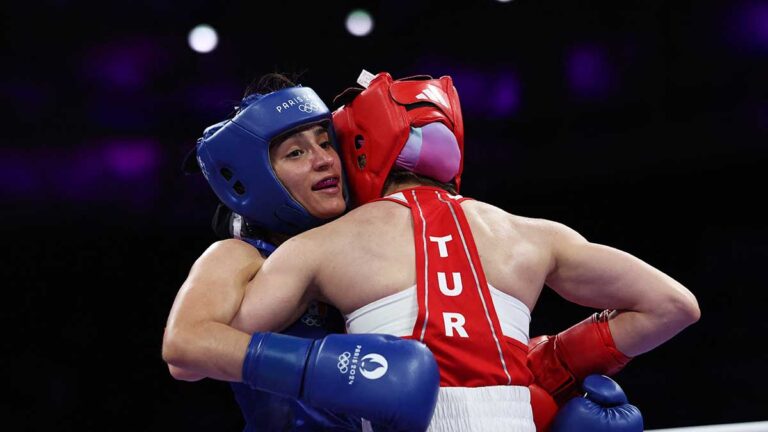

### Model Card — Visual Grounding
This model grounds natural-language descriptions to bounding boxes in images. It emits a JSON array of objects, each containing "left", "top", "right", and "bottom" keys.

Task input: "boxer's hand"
[
  {"left": 528, "top": 310, "right": 632, "bottom": 405},
  {"left": 243, "top": 332, "right": 440, "bottom": 432},
  {"left": 550, "top": 374, "right": 643, "bottom": 432}
]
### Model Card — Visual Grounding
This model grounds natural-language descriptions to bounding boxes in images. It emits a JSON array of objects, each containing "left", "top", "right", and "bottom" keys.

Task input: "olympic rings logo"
[
  {"left": 298, "top": 102, "right": 320, "bottom": 113},
  {"left": 301, "top": 315, "right": 324, "bottom": 327},
  {"left": 337, "top": 351, "right": 351, "bottom": 373}
]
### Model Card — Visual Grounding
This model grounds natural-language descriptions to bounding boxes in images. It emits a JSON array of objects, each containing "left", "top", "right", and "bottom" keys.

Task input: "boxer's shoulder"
[
  {"left": 348, "top": 198, "right": 411, "bottom": 222},
  {"left": 306, "top": 199, "right": 413, "bottom": 245},
  {"left": 470, "top": 203, "right": 580, "bottom": 246},
  {"left": 206, "top": 238, "right": 264, "bottom": 254},
  {"left": 461, "top": 200, "right": 546, "bottom": 242},
  {"left": 194, "top": 239, "right": 265, "bottom": 271}
]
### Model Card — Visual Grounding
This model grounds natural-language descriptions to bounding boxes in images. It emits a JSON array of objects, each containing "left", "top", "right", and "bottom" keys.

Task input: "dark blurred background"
[{"left": 2, "top": 0, "right": 766, "bottom": 430}]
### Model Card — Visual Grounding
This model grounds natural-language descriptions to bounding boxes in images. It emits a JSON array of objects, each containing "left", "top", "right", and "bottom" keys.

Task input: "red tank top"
[{"left": 373, "top": 186, "right": 532, "bottom": 387}]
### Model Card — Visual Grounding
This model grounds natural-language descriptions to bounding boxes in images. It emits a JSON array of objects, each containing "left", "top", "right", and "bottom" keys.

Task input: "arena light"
[
  {"left": 103, "top": 139, "right": 161, "bottom": 179},
  {"left": 188, "top": 24, "right": 218, "bottom": 54},
  {"left": 729, "top": 2, "right": 768, "bottom": 53},
  {"left": 346, "top": 9, "right": 374, "bottom": 37},
  {"left": 566, "top": 43, "right": 613, "bottom": 99},
  {"left": 0, "top": 139, "right": 161, "bottom": 204}
]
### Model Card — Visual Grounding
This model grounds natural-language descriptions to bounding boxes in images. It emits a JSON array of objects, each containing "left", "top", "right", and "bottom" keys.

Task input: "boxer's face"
[{"left": 270, "top": 124, "right": 346, "bottom": 219}]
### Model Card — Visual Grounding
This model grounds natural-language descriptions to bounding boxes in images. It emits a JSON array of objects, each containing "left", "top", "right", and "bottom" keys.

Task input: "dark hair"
[
  {"left": 243, "top": 72, "right": 300, "bottom": 97},
  {"left": 383, "top": 168, "right": 458, "bottom": 195}
]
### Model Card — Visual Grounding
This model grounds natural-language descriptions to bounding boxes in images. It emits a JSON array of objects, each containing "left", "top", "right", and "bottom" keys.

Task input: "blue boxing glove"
[
  {"left": 230, "top": 304, "right": 360, "bottom": 431},
  {"left": 243, "top": 332, "right": 440, "bottom": 432},
  {"left": 550, "top": 374, "right": 643, "bottom": 432}
]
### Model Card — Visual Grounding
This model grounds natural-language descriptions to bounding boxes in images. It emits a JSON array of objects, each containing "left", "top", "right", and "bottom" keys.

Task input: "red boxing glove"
[
  {"left": 528, "top": 310, "right": 632, "bottom": 406},
  {"left": 529, "top": 383, "right": 559, "bottom": 432}
]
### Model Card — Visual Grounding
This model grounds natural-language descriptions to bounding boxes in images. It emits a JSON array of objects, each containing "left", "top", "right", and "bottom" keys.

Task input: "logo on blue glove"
[
  {"left": 337, "top": 345, "right": 390, "bottom": 385},
  {"left": 359, "top": 354, "right": 388, "bottom": 380},
  {"left": 337, "top": 352, "right": 351, "bottom": 373}
]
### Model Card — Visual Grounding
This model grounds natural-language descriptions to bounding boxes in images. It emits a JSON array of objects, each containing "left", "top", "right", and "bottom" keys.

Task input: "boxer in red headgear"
[
  {"left": 228, "top": 70, "right": 697, "bottom": 431},
  {"left": 332, "top": 71, "right": 637, "bottom": 430},
  {"left": 332, "top": 71, "right": 464, "bottom": 207}
]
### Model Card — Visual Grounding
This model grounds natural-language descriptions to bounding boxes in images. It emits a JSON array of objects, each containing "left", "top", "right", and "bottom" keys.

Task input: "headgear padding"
[
  {"left": 332, "top": 72, "right": 464, "bottom": 206},
  {"left": 195, "top": 86, "right": 341, "bottom": 235},
  {"left": 396, "top": 123, "right": 461, "bottom": 183}
]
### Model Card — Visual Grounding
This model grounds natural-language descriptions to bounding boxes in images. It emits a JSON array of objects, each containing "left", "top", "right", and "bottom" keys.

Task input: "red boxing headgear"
[{"left": 332, "top": 72, "right": 464, "bottom": 206}]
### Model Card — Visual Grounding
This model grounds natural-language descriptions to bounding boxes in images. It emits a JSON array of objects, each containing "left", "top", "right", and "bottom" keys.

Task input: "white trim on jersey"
[
  {"left": 385, "top": 191, "right": 408, "bottom": 203},
  {"left": 411, "top": 189, "right": 432, "bottom": 341},
  {"left": 345, "top": 285, "right": 530, "bottom": 345}
]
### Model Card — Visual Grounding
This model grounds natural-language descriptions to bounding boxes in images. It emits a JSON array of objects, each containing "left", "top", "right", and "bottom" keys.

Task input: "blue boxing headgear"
[{"left": 194, "top": 86, "right": 343, "bottom": 235}]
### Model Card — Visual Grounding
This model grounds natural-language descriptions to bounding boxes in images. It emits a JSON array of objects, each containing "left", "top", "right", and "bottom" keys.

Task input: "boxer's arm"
[
  {"left": 232, "top": 234, "right": 318, "bottom": 336},
  {"left": 162, "top": 239, "right": 263, "bottom": 382},
  {"left": 232, "top": 237, "right": 440, "bottom": 430},
  {"left": 543, "top": 221, "right": 700, "bottom": 356}
]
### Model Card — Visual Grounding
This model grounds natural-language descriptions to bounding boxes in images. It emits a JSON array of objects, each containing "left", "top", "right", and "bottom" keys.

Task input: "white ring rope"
[{"left": 647, "top": 421, "right": 768, "bottom": 432}]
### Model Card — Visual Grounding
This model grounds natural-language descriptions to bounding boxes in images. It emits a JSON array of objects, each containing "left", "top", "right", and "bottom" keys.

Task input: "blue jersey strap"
[{"left": 240, "top": 237, "right": 277, "bottom": 256}]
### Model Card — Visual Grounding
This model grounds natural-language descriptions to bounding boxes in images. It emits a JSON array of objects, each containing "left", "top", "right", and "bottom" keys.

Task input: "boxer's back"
[{"left": 309, "top": 190, "right": 552, "bottom": 315}]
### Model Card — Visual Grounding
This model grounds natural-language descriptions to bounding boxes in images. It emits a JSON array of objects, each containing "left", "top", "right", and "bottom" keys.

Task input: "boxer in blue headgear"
[
  {"left": 164, "top": 73, "right": 363, "bottom": 431},
  {"left": 195, "top": 83, "right": 344, "bottom": 238}
]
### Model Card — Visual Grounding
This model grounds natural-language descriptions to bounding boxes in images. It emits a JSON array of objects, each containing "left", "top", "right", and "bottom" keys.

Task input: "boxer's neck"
[{"left": 382, "top": 180, "right": 437, "bottom": 196}]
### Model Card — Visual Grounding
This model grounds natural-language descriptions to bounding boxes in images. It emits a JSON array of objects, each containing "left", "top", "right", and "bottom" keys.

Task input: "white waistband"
[
  {"left": 430, "top": 385, "right": 534, "bottom": 432},
  {"left": 345, "top": 284, "right": 531, "bottom": 345},
  {"left": 362, "top": 386, "right": 534, "bottom": 432}
]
